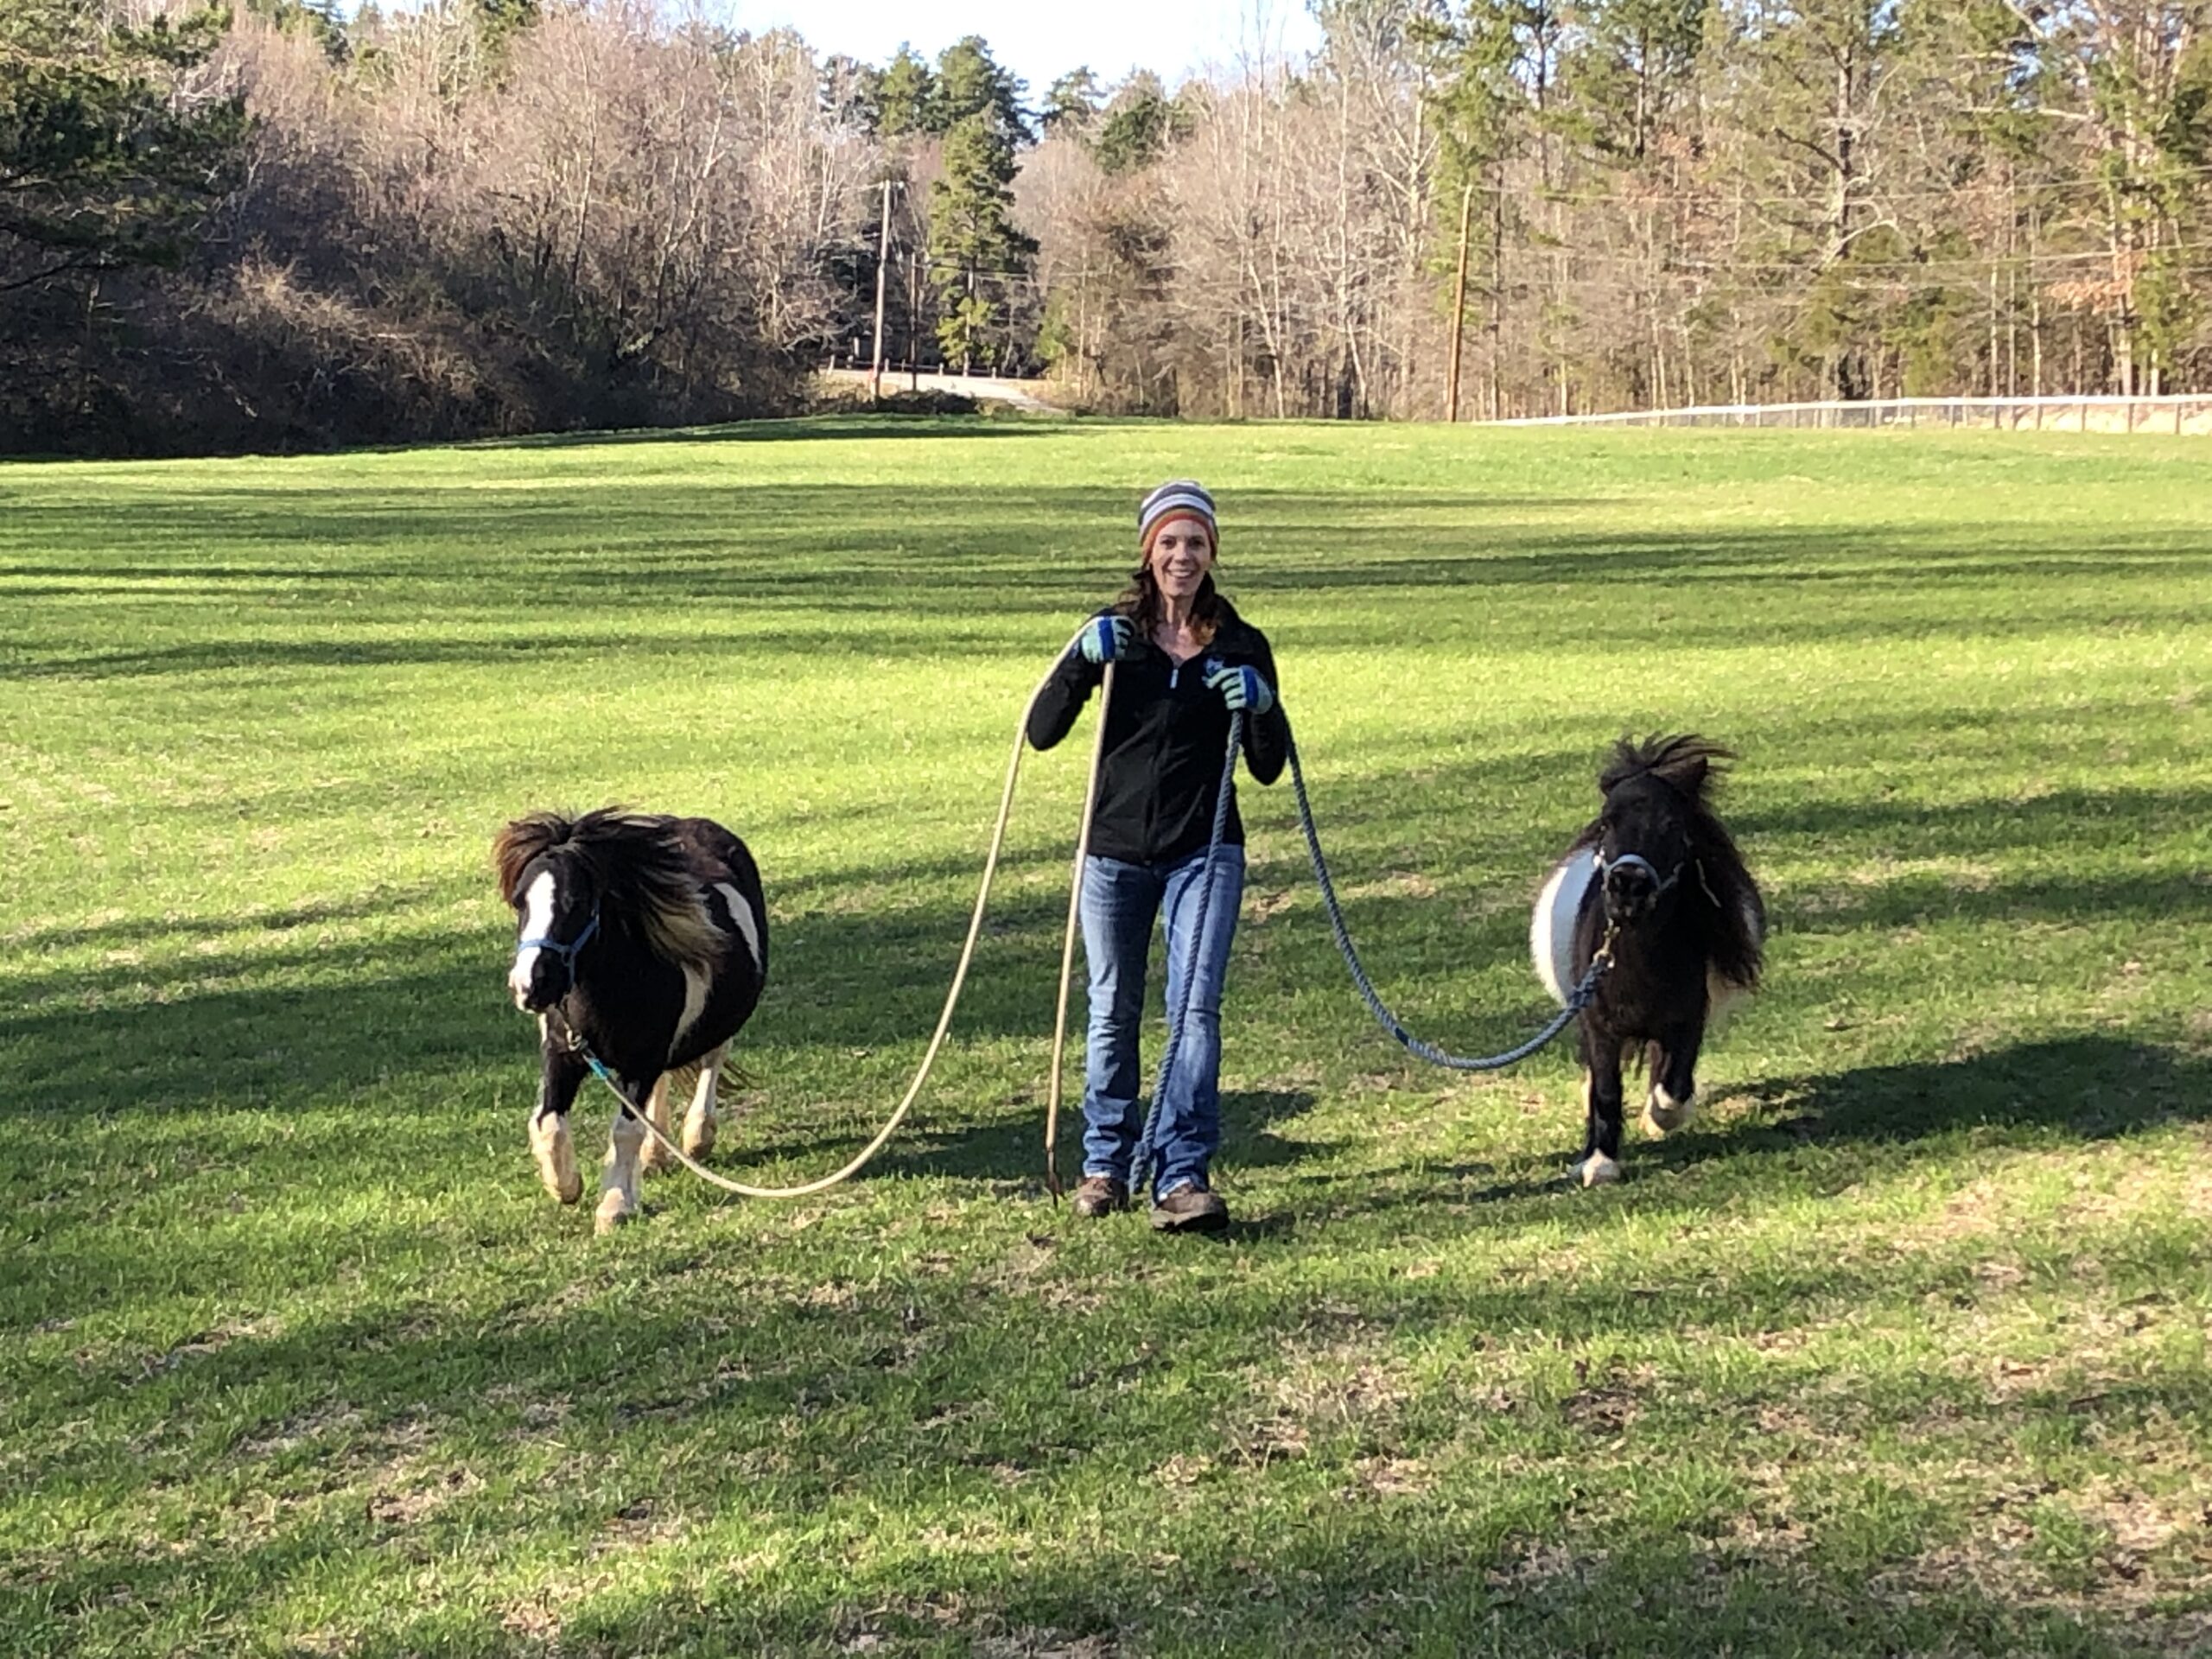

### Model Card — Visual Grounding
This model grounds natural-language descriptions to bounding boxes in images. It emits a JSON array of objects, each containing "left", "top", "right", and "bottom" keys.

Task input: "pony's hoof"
[
  {"left": 594, "top": 1192, "right": 636, "bottom": 1234},
  {"left": 531, "top": 1117, "right": 582, "bottom": 1205},
  {"left": 639, "top": 1139, "right": 678, "bottom": 1175},
  {"left": 1643, "top": 1085, "right": 1696, "bottom": 1136},
  {"left": 682, "top": 1116, "right": 716, "bottom": 1161},
  {"left": 1577, "top": 1153, "right": 1623, "bottom": 1187}
]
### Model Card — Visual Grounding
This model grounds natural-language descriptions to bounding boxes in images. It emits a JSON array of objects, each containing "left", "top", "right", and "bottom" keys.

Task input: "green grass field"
[{"left": 3, "top": 418, "right": 2209, "bottom": 1656}]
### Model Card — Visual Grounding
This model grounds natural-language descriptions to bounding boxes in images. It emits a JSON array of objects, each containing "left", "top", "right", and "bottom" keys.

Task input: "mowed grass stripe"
[{"left": 2, "top": 421, "right": 2208, "bottom": 1656}]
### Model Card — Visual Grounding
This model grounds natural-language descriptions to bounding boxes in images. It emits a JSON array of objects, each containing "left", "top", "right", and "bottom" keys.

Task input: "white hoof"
[
  {"left": 594, "top": 1189, "right": 636, "bottom": 1234},
  {"left": 530, "top": 1114, "right": 582, "bottom": 1205},
  {"left": 1577, "top": 1153, "right": 1623, "bottom": 1187},
  {"left": 1643, "top": 1084, "right": 1696, "bottom": 1136},
  {"left": 681, "top": 1111, "right": 716, "bottom": 1161},
  {"left": 639, "top": 1134, "right": 679, "bottom": 1174}
]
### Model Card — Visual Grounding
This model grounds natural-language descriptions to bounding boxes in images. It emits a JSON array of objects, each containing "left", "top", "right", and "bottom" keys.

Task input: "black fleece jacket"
[{"left": 1026, "top": 600, "right": 1291, "bottom": 866}]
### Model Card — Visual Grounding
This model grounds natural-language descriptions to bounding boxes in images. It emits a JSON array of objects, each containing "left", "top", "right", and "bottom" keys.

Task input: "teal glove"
[
  {"left": 1205, "top": 664, "right": 1275, "bottom": 716},
  {"left": 1077, "top": 615, "right": 1135, "bottom": 664}
]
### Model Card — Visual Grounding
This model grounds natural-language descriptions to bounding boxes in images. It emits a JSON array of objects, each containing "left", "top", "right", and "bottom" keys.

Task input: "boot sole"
[{"left": 1150, "top": 1205, "right": 1230, "bottom": 1235}]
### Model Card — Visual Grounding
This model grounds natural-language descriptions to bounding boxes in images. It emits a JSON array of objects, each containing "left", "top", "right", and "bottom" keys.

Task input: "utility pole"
[
  {"left": 1446, "top": 180, "right": 1473, "bottom": 423},
  {"left": 906, "top": 248, "right": 920, "bottom": 391},
  {"left": 869, "top": 179, "right": 895, "bottom": 402}
]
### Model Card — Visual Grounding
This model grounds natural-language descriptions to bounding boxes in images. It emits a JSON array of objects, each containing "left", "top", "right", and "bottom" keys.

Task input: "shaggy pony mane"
[{"left": 493, "top": 808, "right": 724, "bottom": 969}]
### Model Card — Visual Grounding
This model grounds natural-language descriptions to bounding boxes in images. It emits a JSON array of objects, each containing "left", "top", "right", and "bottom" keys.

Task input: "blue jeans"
[{"left": 1078, "top": 844, "right": 1246, "bottom": 1198}]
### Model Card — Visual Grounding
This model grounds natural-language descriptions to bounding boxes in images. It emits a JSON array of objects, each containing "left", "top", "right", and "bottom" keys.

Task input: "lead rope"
[
  {"left": 1042, "top": 659, "right": 1117, "bottom": 1198},
  {"left": 1283, "top": 718, "right": 1617, "bottom": 1069},
  {"left": 575, "top": 639, "right": 1088, "bottom": 1202}
]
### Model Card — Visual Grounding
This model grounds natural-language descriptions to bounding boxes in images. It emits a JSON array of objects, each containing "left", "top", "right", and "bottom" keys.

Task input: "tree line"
[{"left": 4, "top": 0, "right": 2208, "bottom": 454}]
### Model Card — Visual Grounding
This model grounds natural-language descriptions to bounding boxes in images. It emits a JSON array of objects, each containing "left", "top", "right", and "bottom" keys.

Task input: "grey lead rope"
[
  {"left": 1283, "top": 719, "right": 1614, "bottom": 1071},
  {"left": 1128, "top": 709, "right": 1245, "bottom": 1198}
]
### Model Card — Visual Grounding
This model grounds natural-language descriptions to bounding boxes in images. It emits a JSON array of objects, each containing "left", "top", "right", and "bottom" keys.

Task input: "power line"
[
  {"left": 1460, "top": 158, "right": 2212, "bottom": 213},
  {"left": 1478, "top": 241, "right": 2212, "bottom": 279}
]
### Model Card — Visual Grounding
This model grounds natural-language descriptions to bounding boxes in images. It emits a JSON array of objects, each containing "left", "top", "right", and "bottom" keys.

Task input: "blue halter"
[{"left": 515, "top": 908, "right": 601, "bottom": 976}]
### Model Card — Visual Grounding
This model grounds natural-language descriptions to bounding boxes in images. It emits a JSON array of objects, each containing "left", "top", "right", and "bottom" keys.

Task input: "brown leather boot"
[
  {"left": 1149, "top": 1182, "right": 1229, "bottom": 1234},
  {"left": 1072, "top": 1175, "right": 1129, "bottom": 1218}
]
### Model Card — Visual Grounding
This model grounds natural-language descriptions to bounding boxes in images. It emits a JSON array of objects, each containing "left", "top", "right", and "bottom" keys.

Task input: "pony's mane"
[
  {"left": 1573, "top": 733, "right": 1764, "bottom": 991},
  {"left": 1598, "top": 732, "right": 1733, "bottom": 805},
  {"left": 492, "top": 808, "right": 724, "bottom": 969}
]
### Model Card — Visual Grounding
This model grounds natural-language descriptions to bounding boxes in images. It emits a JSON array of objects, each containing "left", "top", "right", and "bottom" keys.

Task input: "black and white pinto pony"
[
  {"left": 1529, "top": 736, "right": 1765, "bottom": 1186},
  {"left": 495, "top": 809, "right": 767, "bottom": 1231}
]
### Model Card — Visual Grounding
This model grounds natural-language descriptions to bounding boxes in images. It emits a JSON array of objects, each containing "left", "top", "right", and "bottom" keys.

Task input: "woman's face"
[{"left": 1147, "top": 517, "right": 1215, "bottom": 602}]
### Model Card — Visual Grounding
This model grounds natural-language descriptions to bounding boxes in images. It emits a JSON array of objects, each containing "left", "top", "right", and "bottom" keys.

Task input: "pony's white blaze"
[
  {"left": 714, "top": 881, "right": 765, "bottom": 972},
  {"left": 1531, "top": 846, "right": 1599, "bottom": 1006},
  {"left": 509, "top": 869, "right": 557, "bottom": 1005}
]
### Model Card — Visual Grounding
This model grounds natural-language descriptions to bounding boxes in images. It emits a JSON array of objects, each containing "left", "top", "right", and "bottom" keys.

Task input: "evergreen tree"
[
  {"left": 1559, "top": 0, "right": 1707, "bottom": 161},
  {"left": 1042, "top": 67, "right": 1103, "bottom": 133},
  {"left": 877, "top": 45, "right": 935, "bottom": 137},
  {"left": 928, "top": 110, "right": 1038, "bottom": 371},
  {"left": 1094, "top": 73, "right": 1177, "bottom": 175},
  {"left": 0, "top": 0, "right": 247, "bottom": 280},
  {"left": 931, "top": 35, "right": 1031, "bottom": 141}
]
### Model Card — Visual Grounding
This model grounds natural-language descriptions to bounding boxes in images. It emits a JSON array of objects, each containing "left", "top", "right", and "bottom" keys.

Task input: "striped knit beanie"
[{"left": 1138, "top": 479, "right": 1217, "bottom": 551}]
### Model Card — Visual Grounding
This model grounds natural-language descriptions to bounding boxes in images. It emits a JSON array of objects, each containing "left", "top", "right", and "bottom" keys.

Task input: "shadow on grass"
[
  {"left": 471, "top": 413, "right": 1070, "bottom": 448},
  {"left": 772, "top": 1088, "right": 1323, "bottom": 1190},
  {"left": 512, "top": 1522, "right": 2188, "bottom": 1657},
  {"left": 1453, "top": 1037, "right": 2210, "bottom": 1207}
]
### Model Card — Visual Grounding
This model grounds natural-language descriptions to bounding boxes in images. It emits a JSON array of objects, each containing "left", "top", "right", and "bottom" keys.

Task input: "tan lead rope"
[
  {"left": 600, "top": 640, "right": 1106, "bottom": 1202},
  {"left": 1042, "top": 659, "right": 1116, "bottom": 1198}
]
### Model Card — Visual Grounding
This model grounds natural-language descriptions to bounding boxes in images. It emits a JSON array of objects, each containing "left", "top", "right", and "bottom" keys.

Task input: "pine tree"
[
  {"left": 0, "top": 0, "right": 247, "bottom": 281},
  {"left": 930, "top": 35, "right": 1030, "bottom": 140},
  {"left": 928, "top": 111, "right": 1038, "bottom": 371},
  {"left": 1042, "top": 67, "right": 1103, "bottom": 134},
  {"left": 1094, "top": 73, "right": 1177, "bottom": 175},
  {"left": 876, "top": 45, "right": 935, "bottom": 137}
]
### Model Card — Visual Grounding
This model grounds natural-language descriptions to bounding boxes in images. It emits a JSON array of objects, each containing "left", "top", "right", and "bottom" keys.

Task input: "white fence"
[{"left": 1484, "top": 395, "right": 2212, "bottom": 435}]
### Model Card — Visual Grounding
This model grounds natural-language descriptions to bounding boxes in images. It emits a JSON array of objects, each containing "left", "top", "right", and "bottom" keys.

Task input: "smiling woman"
[{"left": 1023, "top": 479, "right": 1291, "bottom": 1233}]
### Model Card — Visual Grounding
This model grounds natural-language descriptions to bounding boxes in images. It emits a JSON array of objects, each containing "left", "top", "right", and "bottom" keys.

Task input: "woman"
[{"left": 1027, "top": 480, "right": 1288, "bottom": 1233}]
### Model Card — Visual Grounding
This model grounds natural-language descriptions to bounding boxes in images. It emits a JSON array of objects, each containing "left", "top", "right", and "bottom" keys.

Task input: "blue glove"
[
  {"left": 1205, "top": 664, "right": 1275, "bottom": 716},
  {"left": 1077, "top": 615, "right": 1135, "bottom": 664}
]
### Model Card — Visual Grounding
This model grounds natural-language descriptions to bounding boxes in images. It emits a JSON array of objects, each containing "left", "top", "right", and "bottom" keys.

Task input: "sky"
[{"left": 735, "top": 0, "right": 1322, "bottom": 96}]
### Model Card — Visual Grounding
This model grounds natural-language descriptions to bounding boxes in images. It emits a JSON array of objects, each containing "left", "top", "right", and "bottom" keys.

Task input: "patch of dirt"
[
  {"left": 499, "top": 1600, "right": 562, "bottom": 1642},
  {"left": 238, "top": 1402, "right": 365, "bottom": 1460},
  {"left": 1559, "top": 1385, "right": 1641, "bottom": 1434},
  {"left": 1344, "top": 1455, "right": 1433, "bottom": 1498},
  {"left": 135, "top": 1316, "right": 279, "bottom": 1380},
  {"left": 1486, "top": 1540, "right": 1610, "bottom": 1592},
  {"left": 1227, "top": 1410, "right": 1311, "bottom": 1468},
  {"left": 975, "top": 1633, "right": 1116, "bottom": 1658},
  {"left": 1876, "top": 1487, "right": 2212, "bottom": 1649},
  {"left": 1155, "top": 1452, "right": 1215, "bottom": 1487},
  {"left": 365, "top": 1464, "right": 482, "bottom": 1529}
]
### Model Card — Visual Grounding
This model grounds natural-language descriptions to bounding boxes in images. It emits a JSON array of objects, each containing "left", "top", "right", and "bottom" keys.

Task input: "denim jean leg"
[
  {"left": 1077, "top": 855, "right": 1163, "bottom": 1182},
  {"left": 1150, "top": 843, "right": 1245, "bottom": 1196}
]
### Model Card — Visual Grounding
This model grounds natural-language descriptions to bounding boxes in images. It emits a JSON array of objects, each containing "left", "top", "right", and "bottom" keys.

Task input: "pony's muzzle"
[
  {"left": 1603, "top": 861, "right": 1656, "bottom": 921},
  {"left": 511, "top": 949, "right": 569, "bottom": 1013}
]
